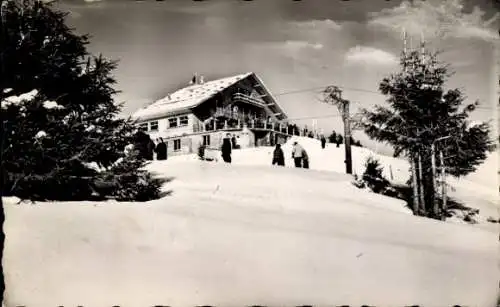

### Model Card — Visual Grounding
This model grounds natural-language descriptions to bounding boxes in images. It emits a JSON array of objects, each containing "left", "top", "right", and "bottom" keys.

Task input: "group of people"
[
  {"left": 153, "top": 138, "right": 168, "bottom": 160},
  {"left": 218, "top": 132, "right": 310, "bottom": 169},
  {"left": 272, "top": 141, "right": 309, "bottom": 169},
  {"left": 133, "top": 130, "right": 168, "bottom": 161}
]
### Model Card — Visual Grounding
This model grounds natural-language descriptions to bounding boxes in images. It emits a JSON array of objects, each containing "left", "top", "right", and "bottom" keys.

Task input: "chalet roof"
[{"left": 132, "top": 73, "right": 253, "bottom": 121}]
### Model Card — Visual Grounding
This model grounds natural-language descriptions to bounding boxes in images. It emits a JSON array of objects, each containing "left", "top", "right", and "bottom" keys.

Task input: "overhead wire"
[{"left": 140, "top": 80, "right": 496, "bottom": 113}]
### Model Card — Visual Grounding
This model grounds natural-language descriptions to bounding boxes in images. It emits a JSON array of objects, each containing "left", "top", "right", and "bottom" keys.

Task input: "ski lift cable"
[{"left": 140, "top": 83, "right": 495, "bottom": 110}]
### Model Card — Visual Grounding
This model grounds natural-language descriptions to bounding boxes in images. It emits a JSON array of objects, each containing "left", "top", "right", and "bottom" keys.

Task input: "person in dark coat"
[
  {"left": 146, "top": 139, "right": 155, "bottom": 160},
  {"left": 320, "top": 135, "right": 326, "bottom": 149},
  {"left": 272, "top": 143, "right": 285, "bottom": 166},
  {"left": 134, "top": 130, "right": 152, "bottom": 160},
  {"left": 231, "top": 134, "right": 237, "bottom": 149},
  {"left": 221, "top": 133, "right": 232, "bottom": 163},
  {"left": 155, "top": 138, "right": 167, "bottom": 160},
  {"left": 336, "top": 134, "right": 343, "bottom": 148},
  {"left": 302, "top": 148, "right": 309, "bottom": 169}
]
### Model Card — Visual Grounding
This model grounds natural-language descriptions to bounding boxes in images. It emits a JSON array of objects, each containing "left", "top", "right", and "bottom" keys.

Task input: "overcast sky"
[{"left": 57, "top": 0, "right": 499, "bottom": 154}]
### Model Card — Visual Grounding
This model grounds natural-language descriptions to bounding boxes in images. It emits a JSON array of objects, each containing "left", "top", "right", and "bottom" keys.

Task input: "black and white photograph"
[{"left": 1, "top": 0, "right": 499, "bottom": 306}]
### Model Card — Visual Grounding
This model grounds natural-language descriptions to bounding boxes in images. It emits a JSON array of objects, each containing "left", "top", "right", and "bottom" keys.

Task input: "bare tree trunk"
[
  {"left": 410, "top": 156, "right": 420, "bottom": 215},
  {"left": 417, "top": 153, "right": 425, "bottom": 215},
  {"left": 431, "top": 143, "right": 439, "bottom": 217},
  {"left": 440, "top": 151, "right": 447, "bottom": 220}
]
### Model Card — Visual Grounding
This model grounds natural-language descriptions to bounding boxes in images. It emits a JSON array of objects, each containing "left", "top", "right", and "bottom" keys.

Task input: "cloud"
[
  {"left": 273, "top": 19, "right": 342, "bottom": 53},
  {"left": 253, "top": 40, "right": 324, "bottom": 54},
  {"left": 368, "top": 0, "right": 498, "bottom": 42},
  {"left": 345, "top": 46, "right": 398, "bottom": 66},
  {"left": 284, "top": 40, "right": 324, "bottom": 50},
  {"left": 293, "top": 19, "right": 342, "bottom": 31}
]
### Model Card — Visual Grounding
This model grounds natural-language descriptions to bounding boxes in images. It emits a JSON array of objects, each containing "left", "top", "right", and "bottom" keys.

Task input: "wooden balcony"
[
  {"left": 232, "top": 93, "right": 266, "bottom": 108},
  {"left": 192, "top": 117, "right": 291, "bottom": 135}
]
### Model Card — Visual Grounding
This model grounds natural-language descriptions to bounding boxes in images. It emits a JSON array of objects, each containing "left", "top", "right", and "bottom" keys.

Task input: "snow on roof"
[{"left": 132, "top": 73, "right": 253, "bottom": 121}]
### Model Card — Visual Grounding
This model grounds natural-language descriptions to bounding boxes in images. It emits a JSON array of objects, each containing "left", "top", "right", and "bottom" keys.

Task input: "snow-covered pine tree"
[
  {"left": 360, "top": 48, "right": 495, "bottom": 219},
  {"left": 1, "top": 0, "right": 162, "bottom": 201}
]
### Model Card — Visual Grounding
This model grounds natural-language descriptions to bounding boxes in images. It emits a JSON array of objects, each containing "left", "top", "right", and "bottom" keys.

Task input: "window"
[
  {"left": 179, "top": 115, "right": 189, "bottom": 126},
  {"left": 173, "top": 139, "right": 181, "bottom": 151},
  {"left": 203, "top": 135, "right": 210, "bottom": 146},
  {"left": 138, "top": 122, "right": 148, "bottom": 131},
  {"left": 168, "top": 117, "right": 178, "bottom": 128},
  {"left": 149, "top": 121, "right": 158, "bottom": 131}
]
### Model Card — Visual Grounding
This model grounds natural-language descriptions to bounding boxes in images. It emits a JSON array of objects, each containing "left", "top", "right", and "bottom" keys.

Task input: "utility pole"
[
  {"left": 440, "top": 150, "right": 447, "bottom": 220},
  {"left": 342, "top": 98, "right": 353, "bottom": 174},
  {"left": 322, "top": 85, "right": 353, "bottom": 174}
]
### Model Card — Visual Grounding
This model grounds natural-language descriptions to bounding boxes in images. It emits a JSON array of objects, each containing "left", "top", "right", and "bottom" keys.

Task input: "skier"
[
  {"left": 320, "top": 135, "right": 326, "bottom": 149},
  {"left": 155, "top": 138, "right": 167, "bottom": 160},
  {"left": 221, "top": 133, "right": 232, "bottom": 163},
  {"left": 291, "top": 141, "right": 304, "bottom": 168},
  {"left": 272, "top": 143, "right": 285, "bottom": 166}
]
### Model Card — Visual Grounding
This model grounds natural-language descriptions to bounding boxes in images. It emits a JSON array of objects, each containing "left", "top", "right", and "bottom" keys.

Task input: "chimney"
[
  {"left": 190, "top": 73, "right": 198, "bottom": 85},
  {"left": 199, "top": 75, "right": 205, "bottom": 84}
]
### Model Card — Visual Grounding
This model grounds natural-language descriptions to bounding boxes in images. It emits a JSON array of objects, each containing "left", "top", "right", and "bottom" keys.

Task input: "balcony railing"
[
  {"left": 193, "top": 117, "right": 295, "bottom": 135},
  {"left": 232, "top": 93, "right": 267, "bottom": 108},
  {"left": 213, "top": 108, "right": 239, "bottom": 120}
]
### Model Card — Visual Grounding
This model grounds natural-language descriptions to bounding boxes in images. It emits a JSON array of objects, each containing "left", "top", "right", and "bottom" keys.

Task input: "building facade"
[{"left": 131, "top": 72, "right": 292, "bottom": 156}]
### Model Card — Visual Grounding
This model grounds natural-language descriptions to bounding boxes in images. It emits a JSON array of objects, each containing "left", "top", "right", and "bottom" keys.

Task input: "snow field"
[{"left": 3, "top": 136, "right": 499, "bottom": 307}]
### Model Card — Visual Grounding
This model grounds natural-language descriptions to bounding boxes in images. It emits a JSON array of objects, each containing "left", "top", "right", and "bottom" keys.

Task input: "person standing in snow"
[
  {"left": 221, "top": 133, "right": 232, "bottom": 163},
  {"left": 335, "top": 134, "right": 343, "bottom": 148},
  {"left": 320, "top": 135, "right": 326, "bottom": 149},
  {"left": 198, "top": 141, "right": 206, "bottom": 160},
  {"left": 302, "top": 148, "right": 309, "bottom": 169},
  {"left": 146, "top": 138, "right": 156, "bottom": 160},
  {"left": 231, "top": 134, "right": 237, "bottom": 149},
  {"left": 155, "top": 138, "right": 167, "bottom": 160},
  {"left": 291, "top": 141, "right": 304, "bottom": 168},
  {"left": 134, "top": 129, "right": 152, "bottom": 160},
  {"left": 272, "top": 143, "right": 285, "bottom": 166}
]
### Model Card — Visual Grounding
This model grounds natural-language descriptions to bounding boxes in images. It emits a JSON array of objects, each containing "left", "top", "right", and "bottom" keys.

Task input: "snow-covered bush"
[
  {"left": 352, "top": 174, "right": 366, "bottom": 189},
  {"left": 362, "top": 156, "right": 390, "bottom": 194},
  {"left": 97, "top": 152, "right": 163, "bottom": 202}
]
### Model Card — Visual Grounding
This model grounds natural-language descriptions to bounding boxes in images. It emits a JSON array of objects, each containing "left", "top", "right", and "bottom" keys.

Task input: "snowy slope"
[
  {"left": 198, "top": 136, "right": 498, "bottom": 230},
  {"left": 3, "top": 150, "right": 499, "bottom": 307}
]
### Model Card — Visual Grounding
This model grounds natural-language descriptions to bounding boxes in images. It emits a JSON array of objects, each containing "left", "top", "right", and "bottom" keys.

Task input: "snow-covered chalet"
[{"left": 131, "top": 72, "right": 290, "bottom": 156}]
